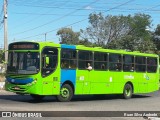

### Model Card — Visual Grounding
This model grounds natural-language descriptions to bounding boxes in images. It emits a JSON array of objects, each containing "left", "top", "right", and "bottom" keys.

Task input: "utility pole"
[{"left": 4, "top": 0, "right": 8, "bottom": 69}]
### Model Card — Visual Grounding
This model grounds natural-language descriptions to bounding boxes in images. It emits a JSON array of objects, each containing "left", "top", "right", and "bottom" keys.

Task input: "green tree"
[
  {"left": 82, "top": 13, "right": 155, "bottom": 52},
  {"left": 155, "top": 24, "right": 160, "bottom": 35},
  {"left": 78, "top": 39, "right": 92, "bottom": 46},
  {"left": 152, "top": 24, "right": 160, "bottom": 53},
  {"left": 107, "top": 35, "right": 155, "bottom": 52},
  {"left": 81, "top": 13, "right": 130, "bottom": 47},
  {"left": 125, "top": 13, "right": 155, "bottom": 52},
  {"left": 57, "top": 28, "right": 80, "bottom": 45}
]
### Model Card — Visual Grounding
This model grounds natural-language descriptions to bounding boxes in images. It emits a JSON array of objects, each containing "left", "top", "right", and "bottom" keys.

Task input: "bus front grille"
[{"left": 10, "top": 86, "right": 26, "bottom": 92}]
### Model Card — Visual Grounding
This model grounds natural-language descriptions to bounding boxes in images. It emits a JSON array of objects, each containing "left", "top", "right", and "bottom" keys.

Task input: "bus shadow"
[
  {"left": 0, "top": 94, "right": 151, "bottom": 103},
  {"left": 0, "top": 94, "right": 56, "bottom": 103},
  {"left": 71, "top": 94, "right": 150, "bottom": 102}
]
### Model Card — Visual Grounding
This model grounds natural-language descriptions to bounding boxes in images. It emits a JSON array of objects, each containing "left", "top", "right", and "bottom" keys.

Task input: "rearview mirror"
[{"left": 45, "top": 56, "right": 49, "bottom": 65}]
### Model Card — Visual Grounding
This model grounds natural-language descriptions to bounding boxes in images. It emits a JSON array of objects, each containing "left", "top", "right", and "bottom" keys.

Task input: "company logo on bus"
[
  {"left": 11, "top": 79, "right": 15, "bottom": 83},
  {"left": 144, "top": 74, "right": 150, "bottom": 80},
  {"left": 124, "top": 75, "right": 134, "bottom": 80}
]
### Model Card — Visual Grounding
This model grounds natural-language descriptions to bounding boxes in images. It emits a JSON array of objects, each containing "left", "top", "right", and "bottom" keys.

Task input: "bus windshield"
[{"left": 7, "top": 52, "right": 40, "bottom": 74}]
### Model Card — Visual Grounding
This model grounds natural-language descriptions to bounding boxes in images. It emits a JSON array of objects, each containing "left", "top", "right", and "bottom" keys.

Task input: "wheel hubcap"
[
  {"left": 61, "top": 88, "right": 69, "bottom": 98},
  {"left": 125, "top": 88, "right": 131, "bottom": 96}
]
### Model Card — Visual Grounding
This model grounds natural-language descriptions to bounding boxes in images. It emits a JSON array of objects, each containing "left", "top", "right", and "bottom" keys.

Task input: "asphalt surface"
[{"left": 0, "top": 90, "right": 160, "bottom": 120}]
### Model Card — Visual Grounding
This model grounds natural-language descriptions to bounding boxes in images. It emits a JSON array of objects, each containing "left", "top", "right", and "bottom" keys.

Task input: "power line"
[
  {"left": 10, "top": 0, "right": 160, "bottom": 35},
  {"left": 10, "top": 0, "right": 71, "bottom": 29},
  {"left": 10, "top": 0, "right": 98, "bottom": 11},
  {"left": 12, "top": 12, "right": 89, "bottom": 16},
  {"left": 10, "top": 3, "right": 160, "bottom": 17},
  {"left": 12, "top": 7, "right": 160, "bottom": 16},
  {"left": 10, "top": 3, "right": 142, "bottom": 11},
  {"left": 14, "top": 0, "right": 160, "bottom": 42},
  {"left": 9, "top": 0, "right": 146, "bottom": 14},
  {"left": 16, "top": 0, "right": 134, "bottom": 41},
  {"left": 16, "top": 19, "right": 87, "bottom": 40},
  {"left": 10, "top": 0, "right": 70, "bottom": 5},
  {"left": 145, "top": 3, "right": 160, "bottom": 11},
  {"left": 12, "top": 0, "right": 100, "bottom": 35},
  {"left": 10, "top": 1, "right": 144, "bottom": 7}
]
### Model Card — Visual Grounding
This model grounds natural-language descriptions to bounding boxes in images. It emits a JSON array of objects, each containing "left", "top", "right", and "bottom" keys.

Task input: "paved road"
[{"left": 0, "top": 90, "right": 160, "bottom": 120}]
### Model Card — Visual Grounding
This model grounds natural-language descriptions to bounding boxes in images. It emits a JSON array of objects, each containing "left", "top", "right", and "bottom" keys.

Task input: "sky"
[{"left": 0, "top": 0, "right": 160, "bottom": 48}]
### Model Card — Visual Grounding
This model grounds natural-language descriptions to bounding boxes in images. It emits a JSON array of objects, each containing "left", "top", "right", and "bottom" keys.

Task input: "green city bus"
[{"left": 5, "top": 41, "right": 159, "bottom": 102}]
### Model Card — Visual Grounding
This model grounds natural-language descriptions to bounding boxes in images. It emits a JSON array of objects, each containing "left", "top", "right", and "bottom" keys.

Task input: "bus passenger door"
[{"left": 41, "top": 47, "right": 58, "bottom": 95}]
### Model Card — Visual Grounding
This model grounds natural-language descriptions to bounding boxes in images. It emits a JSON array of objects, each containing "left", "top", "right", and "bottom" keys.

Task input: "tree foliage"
[
  {"left": 81, "top": 13, "right": 131, "bottom": 47},
  {"left": 56, "top": 13, "right": 158, "bottom": 53},
  {"left": 152, "top": 24, "right": 160, "bottom": 52},
  {"left": 57, "top": 27, "right": 92, "bottom": 46},
  {"left": 155, "top": 24, "right": 160, "bottom": 35},
  {"left": 81, "top": 13, "right": 155, "bottom": 52},
  {"left": 57, "top": 28, "right": 80, "bottom": 45}
]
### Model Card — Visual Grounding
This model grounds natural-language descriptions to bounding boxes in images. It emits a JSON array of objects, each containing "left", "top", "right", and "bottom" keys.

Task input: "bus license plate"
[{"left": 14, "top": 86, "right": 20, "bottom": 90}]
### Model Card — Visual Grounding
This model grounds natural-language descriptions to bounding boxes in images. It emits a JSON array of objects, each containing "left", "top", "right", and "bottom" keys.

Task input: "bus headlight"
[
  {"left": 32, "top": 78, "right": 37, "bottom": 84},
  {"left": 27, "top": 78, "right": 37, "bottom": 86},
  {"left": 27, "top": 83, "right": 32, "bottom": 86}
]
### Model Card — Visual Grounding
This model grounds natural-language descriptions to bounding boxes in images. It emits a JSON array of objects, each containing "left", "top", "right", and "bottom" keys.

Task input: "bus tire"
[
  {"left": 30, "top": 94, "right": 45, "bottom": 101},
  {"left": 56, "top": 84, "right": 73, "bottom": 102},
  {"left": 123, "top": 83, "right": 133, "bottom": 99}
]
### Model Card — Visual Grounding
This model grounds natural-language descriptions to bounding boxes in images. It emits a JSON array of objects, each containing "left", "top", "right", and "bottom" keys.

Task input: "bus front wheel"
[
  {"left": 56, "top": 84, "right": 73, "bottom": 102},
  {"left": 123, "top": 83, "right": 133, "bottom": 99}
]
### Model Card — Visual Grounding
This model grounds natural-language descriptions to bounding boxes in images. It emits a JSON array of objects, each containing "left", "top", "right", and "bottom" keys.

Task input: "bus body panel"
[
  {"left": 60, "top": 44, "right": 76, "bottom": 89},
  {"left": 5, "top": 41, "right": 159, "bottom": 98},
  {"left": 61, "top": 69, "right": 76, "bottom": 87},
  {"left": 90, "top": 71, "right": 113, "bottom": 94},
  {"left": 75, "top": 70, "right": 91, "bottom": 94},
  {"left": 5, "top": 74, "right": 43, "bottom": 95}
]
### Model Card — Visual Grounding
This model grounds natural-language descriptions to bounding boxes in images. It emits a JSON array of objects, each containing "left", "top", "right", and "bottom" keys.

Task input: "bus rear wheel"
[
  {"left": 56, "top": 84, "right": 73, "bottom": 102},
  {"left": 30, "top": 94, "right": 45, "bottom": 101},
  {"left": 123, "top": 83, "right": 133, "bottom": 99}
]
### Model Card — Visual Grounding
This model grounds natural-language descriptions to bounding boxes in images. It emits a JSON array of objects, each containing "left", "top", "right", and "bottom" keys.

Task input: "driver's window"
[{"left": 42, "top": 47, "right": 58, "bottom": 77}]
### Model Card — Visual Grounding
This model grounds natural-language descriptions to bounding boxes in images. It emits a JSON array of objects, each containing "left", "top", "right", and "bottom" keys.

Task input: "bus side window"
[
  {"left": 78, "top": 50, "right": 93, "bottom": 70},
  {"left": 61, "top": 60, "right": 69, "bottom": 68},
  {"left": 101, "top": 64, "right": 105, "bottom": 69},
  {"left": 135, "top": 56, "right": 146, "bottom": 72},
  {"left": 115, "top": 59, "right": 121, "bottom": 71},
  {"left": 123, "top": 55, "right": 134, "bottom": 72},
  {"left": 130, "top": 65, "right": 134, "bottom": 72},
  {"left": 61, "top": 49, "right": 77, "bottom": 69},
  {"left": 109, "top": 54, "right": 122, "bottom": 71},
  {"left": 94, "top": 52, "right": 108, "bottom": 70},
  {"left": 147, "top": 57, "right": 157, "bottom": 73}
]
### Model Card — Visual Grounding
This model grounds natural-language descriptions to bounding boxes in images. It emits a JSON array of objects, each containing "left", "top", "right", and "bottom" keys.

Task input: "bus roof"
[{"left": 9, "top": 41, "right": 158, "bottom": 57}]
